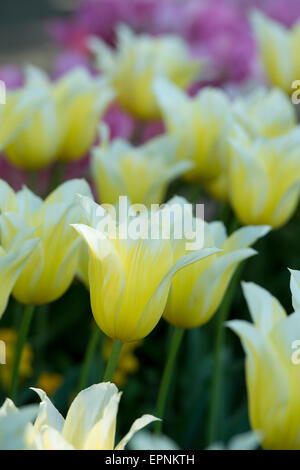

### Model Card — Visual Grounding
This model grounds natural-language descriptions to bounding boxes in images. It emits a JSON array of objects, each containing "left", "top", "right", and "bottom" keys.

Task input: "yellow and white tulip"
[
  {"left": 163, "top": 197, "right": 270, "bottom": 328},
  {"left": 0, "top": 179, "right": 92, "bottom": 305},
  {"left": 72, "top": 195, "right": 218, "bottom": 342},
  {"left": 91, "top": 126, "right": 192, "bottom": 206},
  {"left": 90, "top": 25, "right": 201, "bottom": 119},
  {"left": 251, "top": 10, "right": 300, "bottom": 94},
  {"left": 154, "top": 77, "right": 230, "bottom": 182},
  {"left": 27, "top": 382, "right": 157, "bottom": 450},
  {"left": 55, "top": 67, "right": 115, "bottom": 162},
  {"left": 228, "top": 271, "right": 300, "bottom": 450},
  {"left": 228, "top": 126, "right": 300, "bottom": 228},
  {"left": 0, "top": 82, "right": 43, "bottom": 151},
  {"left": 4, "top": 67, "right": 63, "bottom": 170},
  {"left": 204, "top": 86, "right": 297, "bottom": 202},
  {"left": 4, "top": 66, "right": 114, "bottom": 169}
]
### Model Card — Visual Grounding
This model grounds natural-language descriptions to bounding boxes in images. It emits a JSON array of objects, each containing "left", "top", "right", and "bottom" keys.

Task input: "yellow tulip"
[
  {"left": 228, "top": 125, "right": 300, "bottom": 228},
  {"left": 4, "top": 67, "right": 63, "bottom": 170},
  {"left": 72, "top": 195, "right": 218, "bottom": 342},
  {"left": 251, "top": 10, "right": 300, "bottom": 94},
  {"left": 0, "top": 179, "right": 92, "bottom": 305},
  {"left": 231, "top": 86, "right": 296, "bottom": 139},
  {"left": 27, "top": 382, "right": 157, "bottom": 450},
  {"left": 0, "top": 82, "right": 43, "bottom": 151},
  {"left": 228, "top": 271, "right": 300, "bottom": 450},
  {"left": 90, "top": 25, "right": 202, "bottom": 119},
  {"left": 204, "top": 86, "right": 297, "bottom": 202},
  {"left": 154, "top": 77, "right": 230, "bottom": 181},
  {"left": 4, "top": 66, "right": 114, "bottom": 169},
  {"left": 163, "top": 197, "right": 270, "bottom": 328},
  {"left": 91, "top": 126, "right": 192, "bottom": 206},
  {"left": 55, "top": 67, "right": 115, "bottom": 162}
]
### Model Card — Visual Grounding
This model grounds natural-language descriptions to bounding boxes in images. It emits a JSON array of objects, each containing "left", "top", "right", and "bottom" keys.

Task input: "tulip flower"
[
  {"left": 231, "top": 86, "right": 296, "bottom": 139},
  {"left": 4, "top": 66, "right": 63, "bottom": 170},
  {"left": 228, "top": 126, "right": 300, "bottom": 228},
  {"left": 162, "top": 197, "right": 270, "bottom": 328},
  {"left": 154, "top": 77, "right": 230, "bottom": 181},
  {"left": 204, "top": 86, "right": 297, "bottom": 203},
  {"left": 0, "top": 81, "right": 43, "bottom": 151},
  {"left": 4, "top": 66, "right": 114, "bottom": 170},
  {"left": 55, "top": 67, "right": 115, "bottom": 162},
  {"left": 72, "top": 195, "right": 218, "bottom": 343},
  {"left": 250, "top": 10, "right": 300, "bottom": 94},
  {"left": 0, "top": 399, "right": 38, "bottom": 450},
  {"left": 27, "top": 382, "right": 157, "bottom": 450},
  {"left": 91, "top": 126, "right": 192, "bottom": 206},
  {"left": 228, "top": 270, "right": 300, "bottom": 450},
  {"left": 0, "top": 179, "right": 92, "bottom": 305},
  {"left": 90, "top": 25, "right": 202, "bottom": 120}
]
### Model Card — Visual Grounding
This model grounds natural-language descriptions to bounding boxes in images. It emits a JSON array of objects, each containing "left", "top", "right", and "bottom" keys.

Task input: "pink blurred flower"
[
  {"left": 50, "top": 0, "right": 165, "bottom": 50},
  {"left": 0, "top": 65, "right": 23, "bottom": 89},
  {"left": 245, "top": 0, "right": 300, "bottom": 28},
  {"left": 0, "top": 157, "right": 26, "bottom": 191},
  {"left": 104, "top": 105, "right": 135, "bottom": 141},
  {"left": 52, "top": 51, "right": 95, "bottom": 79},
  {"left": 49, "top": 0, "right": 257, "bottom": 84}
]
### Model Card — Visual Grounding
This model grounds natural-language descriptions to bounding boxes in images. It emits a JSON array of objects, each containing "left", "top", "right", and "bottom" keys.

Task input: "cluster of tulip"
[{"left": 1, "top": 8, "right": 300, "bottom": 450}]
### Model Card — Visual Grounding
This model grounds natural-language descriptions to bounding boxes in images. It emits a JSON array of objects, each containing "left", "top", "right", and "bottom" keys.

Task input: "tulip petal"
[
  {"left": 223, "top": 225, "right": 271, "bottom": 251},
  {"left": 62, "top": 383, "right": 118, "bottom": 449},
  {"left": 133, "top": 248, "right": 220, "bottom": 340},
  {"left": 115, "top": 414, "right": 159, "bottom": 450},
  {"left": 242, "top": 282, "right": 286, "bottom": 334},
  {"left": 30, "top": 388, "right": 64, "bottom": 433},
  {"left": 290, "top": 269, "right": 300, "bottom": 311},
  {"left": 44, "top": 178, "right": 92, "bottom": 206},
  {"left": 187, "top": 248, "right": 256, "bottom": 326},
  {"left": 16, "top": 186, "right": 43, "bottom": 218},
  {"left": 0, "top": 179, "right": 17, "bottom": 213},
  {"left": 0, "top": 404, "right": 38, "bottom": 450},
  {"left": 0, "top": 238, "right": 40, "bottom": 318},
  {"left": 32, "top": 426, "right": 74, "bottom": 450},
  {"left": 84, "top": 391, "right": 121, "bottom": 450}
]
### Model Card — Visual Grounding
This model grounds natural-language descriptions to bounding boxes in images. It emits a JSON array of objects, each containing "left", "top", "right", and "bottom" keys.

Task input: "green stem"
[
  {"left": 78, "top": 327, "right": 101, "bottom": 392},
  {"left": 10, "top": 305, "right": 35, "bottom": 402},
  {"left": 206, "top": 261, "right": 245, "bottom": 445},
  {"left": 28, "top": 170, "right": 37, "bottom": 192},
  {"left": 218, "top": 203, "right": 232, "bottom": 228},
  {"left": 103, "top": 339, "right": 123, "bottom": 382},
  {"left": 154, "top": 327, "right": 184, "bottom": 434},
  {"left": 229, "top": 214, "right": 240, "bottom": 234},
  {"left": 189, "top": 185, "right": 202, "bottom": 205},
  {"left": 51, "top": 161, "right": 65, "bottom": 191}
]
